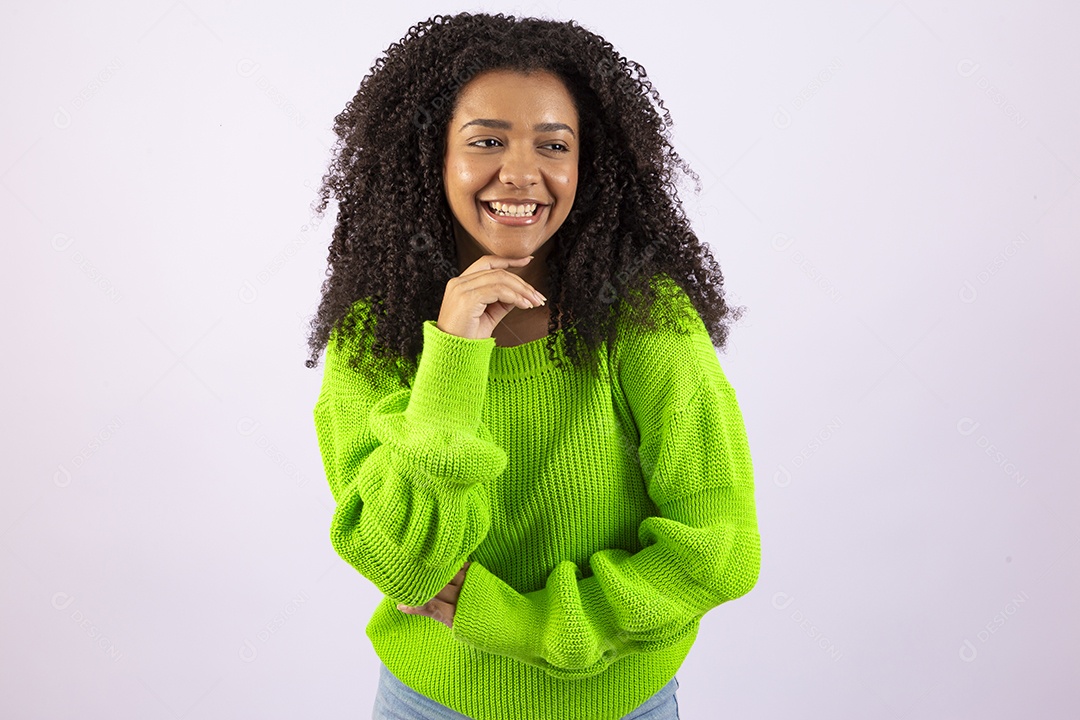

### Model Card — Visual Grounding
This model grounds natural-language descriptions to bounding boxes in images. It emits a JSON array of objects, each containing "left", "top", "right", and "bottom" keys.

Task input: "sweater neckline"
[{"left": 487, "top": 328, "right": 566, "bottom": 379}]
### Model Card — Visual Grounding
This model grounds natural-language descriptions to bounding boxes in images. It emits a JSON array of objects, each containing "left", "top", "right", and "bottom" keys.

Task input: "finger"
[
  {"left": 451, "top": 563, "right": 470, "bottom": 585},
  {"left": 457, "top": 276, "right": 543, "bottom": 310},
  {"left": 436, "top": 565, "right": 470, "bottom": 601},
  {"left": 414, "top": 599, "right": 448, "bottom": 624},
  {"left": 399, "top": 598, "right": 448, "bottom": 622},
  {"left": 483, "top": 254, "right": 534, "bottom": 268},
  {"left": 460, "top": 254, "right": 533, "bottom": 279},
  {"left": 433, "top": 585, "right": 455, "bottom": 603},
  {"left": 468, "top": 273, "right": 540, "bottom": 302},
  {"left": 436, "top": 584, "right": 462, "bottom": 605}
]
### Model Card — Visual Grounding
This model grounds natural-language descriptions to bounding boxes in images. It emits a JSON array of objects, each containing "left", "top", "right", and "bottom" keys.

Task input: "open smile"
[{"left": 480, "top": 200, "right": 549, "bottom": 226}]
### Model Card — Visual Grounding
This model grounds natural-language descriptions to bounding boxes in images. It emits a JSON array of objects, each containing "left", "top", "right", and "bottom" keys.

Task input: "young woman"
[{"left": 307, "top": 12, "right": 761, "bottom": 720}]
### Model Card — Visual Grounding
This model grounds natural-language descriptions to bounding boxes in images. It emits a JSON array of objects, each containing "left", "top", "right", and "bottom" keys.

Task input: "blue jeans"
[{"left": 372, "top": 662, "right": 680, "bottom": 719}]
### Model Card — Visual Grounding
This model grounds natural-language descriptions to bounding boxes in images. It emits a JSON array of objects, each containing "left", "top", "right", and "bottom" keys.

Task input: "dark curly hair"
[{"left": 304, "top": 11, "right": 745, "bottom": 387}]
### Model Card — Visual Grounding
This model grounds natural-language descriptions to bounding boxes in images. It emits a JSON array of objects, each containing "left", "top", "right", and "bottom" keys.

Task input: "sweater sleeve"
[
  {"left": 313, "top": 310, "right": 508, "bottom": 607},
  {"left": 449, "top": 279, "right": 761, "bottom": 679}
]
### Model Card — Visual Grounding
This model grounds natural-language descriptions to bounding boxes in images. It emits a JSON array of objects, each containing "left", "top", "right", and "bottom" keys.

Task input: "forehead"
[{"left": 451, "top": 69, "right": 578, "bottom": 126}]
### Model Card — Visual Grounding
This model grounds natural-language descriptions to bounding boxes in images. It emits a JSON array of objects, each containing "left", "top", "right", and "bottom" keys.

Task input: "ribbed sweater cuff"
[
  {"left": 404, "top": 320, "right": 496, "bottom": 432},
  {"left": 452, "top": 561, "right": 546, "bottom": 664},
  {"left": 453, "top": 560, "right": 635, "bottom": 679}
]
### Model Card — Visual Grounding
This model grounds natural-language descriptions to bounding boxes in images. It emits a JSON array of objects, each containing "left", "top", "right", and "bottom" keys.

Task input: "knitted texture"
[{"left": 313, "top": 277, "right": 761, "bottom": 720}]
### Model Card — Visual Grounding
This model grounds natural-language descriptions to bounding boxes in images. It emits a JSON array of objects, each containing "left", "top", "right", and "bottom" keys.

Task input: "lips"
[{"left": 483, "top": 198, "right": 548, "bottom": 206}]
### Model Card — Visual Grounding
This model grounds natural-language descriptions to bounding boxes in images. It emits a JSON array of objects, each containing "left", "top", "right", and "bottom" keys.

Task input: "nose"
[{"left": 497, "top": 144, "right": 540, "bottom": 188}]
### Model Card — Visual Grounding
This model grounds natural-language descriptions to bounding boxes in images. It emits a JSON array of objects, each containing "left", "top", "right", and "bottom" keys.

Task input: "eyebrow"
[{"left": 459, "top": 118, "right": 576, "bottom": 138}]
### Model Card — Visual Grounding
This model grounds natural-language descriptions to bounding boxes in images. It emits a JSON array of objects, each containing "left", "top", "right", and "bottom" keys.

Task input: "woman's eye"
[{"left": 468, "top": 139, "right": 570, "bottom": 152}]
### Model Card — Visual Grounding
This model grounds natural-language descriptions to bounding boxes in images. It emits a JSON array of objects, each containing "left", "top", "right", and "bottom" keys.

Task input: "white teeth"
[{"left": 487, "top": 201, "right": 538, "bottom": 217}]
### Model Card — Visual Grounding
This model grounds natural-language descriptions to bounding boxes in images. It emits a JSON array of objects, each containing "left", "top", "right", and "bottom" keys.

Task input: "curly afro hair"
[{"left": 304, "top": 11, "right": 745, "bottom": 388}]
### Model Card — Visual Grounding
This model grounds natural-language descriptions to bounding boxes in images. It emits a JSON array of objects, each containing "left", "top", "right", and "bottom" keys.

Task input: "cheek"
[
  {"left": 445, "top": 153, "right": 491, "bottom": 184},
  {"left": 447, "top": 168, "right": 485, "bottom": 197},
  {"left": 558, "top": 169, "right": 578, "bottom": 198}
]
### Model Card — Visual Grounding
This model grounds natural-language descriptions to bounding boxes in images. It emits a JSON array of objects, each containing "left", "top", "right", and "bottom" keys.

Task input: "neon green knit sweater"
[{"left": 313, "top": 278, "right": 761, "bottom": 720}]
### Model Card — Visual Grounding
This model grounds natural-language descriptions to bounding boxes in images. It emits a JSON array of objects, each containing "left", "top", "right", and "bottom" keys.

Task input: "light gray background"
[{"left": 4, "top": 0, "right": 1078, "bottom": 717}]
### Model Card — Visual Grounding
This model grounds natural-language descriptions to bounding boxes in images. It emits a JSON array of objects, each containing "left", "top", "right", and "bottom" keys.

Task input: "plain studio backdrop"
[{"left": 3, "top": 0, "right": 1078, "bottom": 717}]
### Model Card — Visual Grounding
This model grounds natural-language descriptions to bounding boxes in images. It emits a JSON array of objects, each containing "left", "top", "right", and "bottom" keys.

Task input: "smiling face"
[{"left": 442, "top": 68, "right": 579, "bottom": 262}]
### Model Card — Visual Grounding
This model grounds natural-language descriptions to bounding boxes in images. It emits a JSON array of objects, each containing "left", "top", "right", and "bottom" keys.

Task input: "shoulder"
[
  {"left": 325, "top": 297, "right": 376, "bottom": 370},
  {"left": 321, "top": 297, "right": 402, "bottom": 402},
  {"left": 611, "top": 274, "right": 733, "bottom": 414}
]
